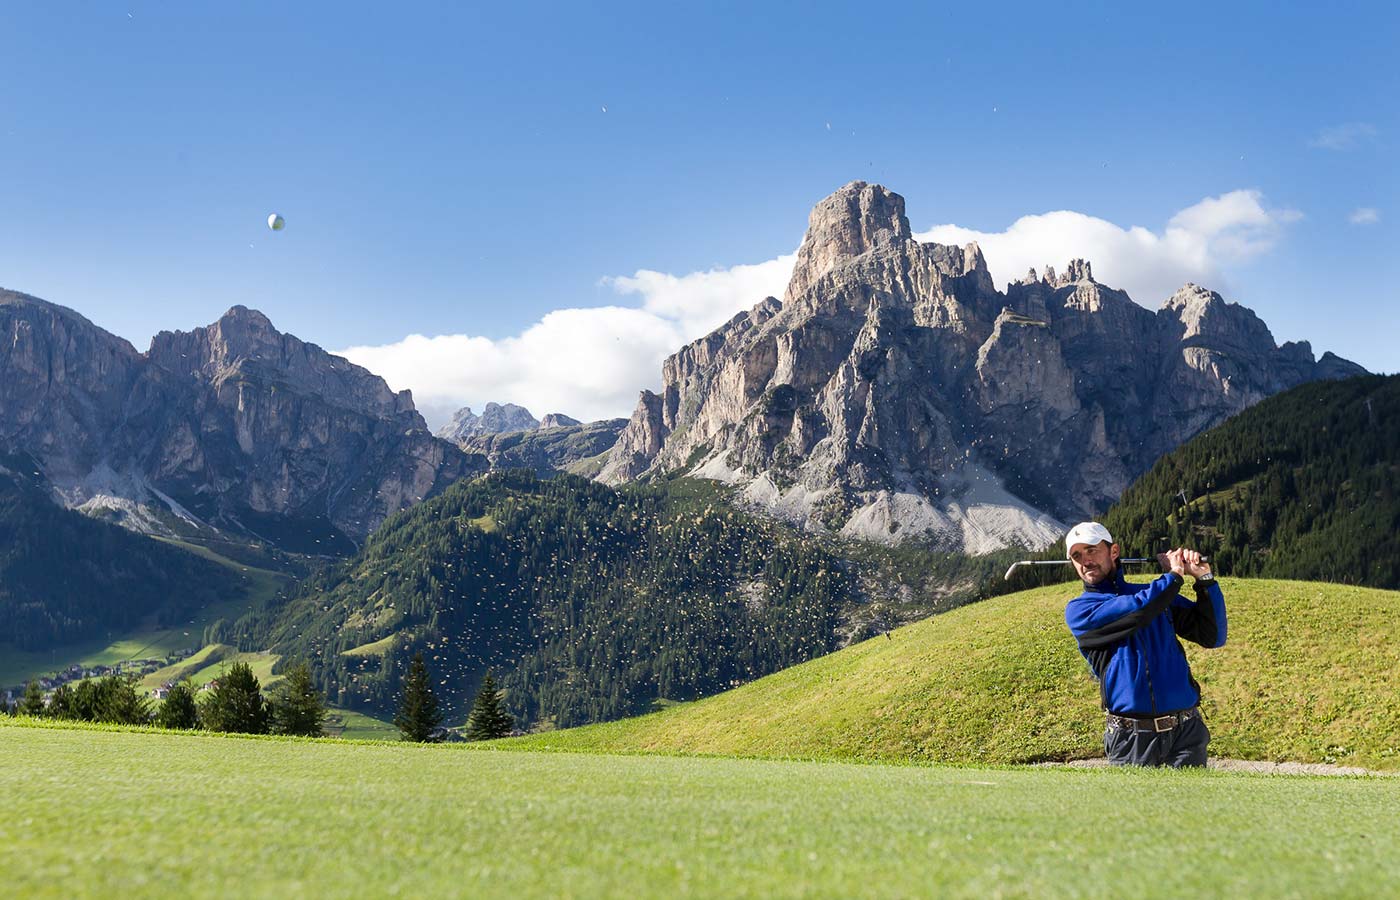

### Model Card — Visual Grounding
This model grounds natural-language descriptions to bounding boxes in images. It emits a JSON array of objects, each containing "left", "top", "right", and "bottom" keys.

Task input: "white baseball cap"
[{"left": 1065, "top": 521, "right": 1113, "bottom": 558}]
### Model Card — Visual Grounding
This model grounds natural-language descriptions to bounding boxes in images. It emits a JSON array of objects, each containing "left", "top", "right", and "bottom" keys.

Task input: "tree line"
[
  {"left": 4, "top": 662, "right": 327, "bottom": 735},
  {"left": 5, "top": 653, "right": 515, "bottom": 743}
]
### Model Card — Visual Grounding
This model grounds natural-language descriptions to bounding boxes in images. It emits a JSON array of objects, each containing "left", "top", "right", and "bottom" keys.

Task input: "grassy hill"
[
  {"left": 501, "top": 578, "right": 1400, "bottom": 770},
  {"left": 4, "top": 720, "right": 1399, "bottom": 898}
]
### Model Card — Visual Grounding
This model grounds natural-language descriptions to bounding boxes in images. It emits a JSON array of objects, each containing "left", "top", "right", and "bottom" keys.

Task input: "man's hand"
[
  {"left": 1181, "top": 548, "right": 1212, "bottom": 579},
  {"left": 1157, "top": 548, "right": 1186, "bottom": 577}
]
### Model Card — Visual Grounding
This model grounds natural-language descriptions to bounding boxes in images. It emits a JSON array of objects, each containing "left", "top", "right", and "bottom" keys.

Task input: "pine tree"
[
  {"left": 393, "top": 653, "right": 442, "bottom": 742},
  {"left": 18, "top": 680, "right": 46, "bottom": 717},
  {"left": 47, "top": 683, "right": 77, "bottom": 719},
  {"left": 95, "top": 676, "right": 151, "bottom": 725},
  {"left": 464, "top": 670, "right": 514, "bottom": 741},
  {"left": 154, "top": 681, "right": 200, "bottom": 730},
  {"left": 200, "top": 662, "right": 270, "bottom": 734},
  {"left": 269, "top": 662, "right": 327, "bottom": 737}
]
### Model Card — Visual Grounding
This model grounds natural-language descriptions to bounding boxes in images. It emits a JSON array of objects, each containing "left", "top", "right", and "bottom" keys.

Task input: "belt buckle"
[{"left": 1152, "top": 714, "right": 1176, "bottom": 732}]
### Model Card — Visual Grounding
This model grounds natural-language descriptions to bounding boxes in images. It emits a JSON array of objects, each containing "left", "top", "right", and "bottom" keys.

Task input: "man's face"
[{"left": 1070, "top": 541, "right": 1120, "bottom": 584}]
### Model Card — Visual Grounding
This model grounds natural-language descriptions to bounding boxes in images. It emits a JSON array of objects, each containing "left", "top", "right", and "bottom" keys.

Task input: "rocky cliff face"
[
  {"left": 0, "top": 291, "right": 486, "bottom": 548},
  {"left": 597, "top": 182, "right": 1366, "bottom": 551}
]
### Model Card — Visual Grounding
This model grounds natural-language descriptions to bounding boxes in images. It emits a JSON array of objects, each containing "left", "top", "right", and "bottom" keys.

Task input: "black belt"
[{"left": 1105, "top": 707, "right": 1200, "bottom": 733}]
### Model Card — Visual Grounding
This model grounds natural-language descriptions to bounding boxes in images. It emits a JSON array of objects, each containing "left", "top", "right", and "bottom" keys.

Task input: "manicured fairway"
[{"left": 3, "top": 722, "right": 1398, "bottom": 898}]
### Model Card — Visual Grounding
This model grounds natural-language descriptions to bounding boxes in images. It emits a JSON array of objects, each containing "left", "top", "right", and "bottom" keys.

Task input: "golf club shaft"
[{"left": 1003, "top": 557, "right": 1209, "bottom": 581}]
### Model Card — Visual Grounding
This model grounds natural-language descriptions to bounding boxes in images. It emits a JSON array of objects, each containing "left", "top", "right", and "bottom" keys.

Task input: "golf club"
[{"left": 1003, "top": 556, "right": 1209, "bottom": 581}]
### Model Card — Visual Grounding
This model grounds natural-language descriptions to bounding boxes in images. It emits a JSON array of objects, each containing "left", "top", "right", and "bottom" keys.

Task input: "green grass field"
[
  {"left": 2, "top": 720, "right": 1398, "bottom": 898},
  {"left": 502, "top": 578, "right": 1400, "bottom": 769},
  {"left": 323, "top": 707, "right": 399, "bottom": 740}
]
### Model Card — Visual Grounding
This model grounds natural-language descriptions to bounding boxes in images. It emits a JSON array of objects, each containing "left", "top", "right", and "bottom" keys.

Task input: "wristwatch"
[{"left": 1196, "top": 572, "right": 1215, "bottom": 583}]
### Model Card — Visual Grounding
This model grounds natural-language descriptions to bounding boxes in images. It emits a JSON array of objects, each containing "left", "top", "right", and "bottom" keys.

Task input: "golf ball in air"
[{"left": 267, "top": 213, "right": 285, "bottom": 231}]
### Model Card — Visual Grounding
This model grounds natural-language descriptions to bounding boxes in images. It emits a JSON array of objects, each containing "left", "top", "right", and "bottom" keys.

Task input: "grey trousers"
[{"left": 1104, "top": 714, "right": 1209, "bottom": 768}]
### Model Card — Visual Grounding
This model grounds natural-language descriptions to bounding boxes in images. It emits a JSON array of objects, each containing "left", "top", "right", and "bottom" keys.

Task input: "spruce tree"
[
  {"left": 70, "top": 679, "right": 103, "bottom": 721},
  {"left": 269, "top": 662, "right": 326, "bottom": 737},
  {"left": 46, "top": 683, "right": 77, "bottom": 719},
  {"left": 154, "top": 681, "right": 200, "bottom": 730},
  {"left": 393, "top": 653, "right": 442, "bottom": 742},
  {"left": 95, "top": 676, "right": 151, "bottom": 725},
  {"left": 464, "top": 670, "right": 514, "bottom": 741},
  {"left": 18, "top": 680, "right": 46, "bottom": 717},
  {"left": 200, "top": 662, "right": 270, "bottom": 734}
]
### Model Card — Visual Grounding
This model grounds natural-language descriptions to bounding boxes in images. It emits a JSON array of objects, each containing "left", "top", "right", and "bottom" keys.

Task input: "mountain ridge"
[{"left": 0, "top": 289, "right": 486, "bottom": 550}]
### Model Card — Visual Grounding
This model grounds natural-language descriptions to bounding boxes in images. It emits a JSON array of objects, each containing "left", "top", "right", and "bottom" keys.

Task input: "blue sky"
[{"left": 3, "top": 2, "right": 1395, "bottom": 425}]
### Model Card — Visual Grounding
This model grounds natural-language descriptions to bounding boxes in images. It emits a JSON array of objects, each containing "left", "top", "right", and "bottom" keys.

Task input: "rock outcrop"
[
  {"left": 436, "top": 402, "right": 541, "bottom": 442},
  {"left": 0, "top": 290, "right": 486, "bottom": 549},
  {"left": 539, "top": 413, "right": 582, "bottom": 429},
  {"left": 597, "top": 182, "right": 1366, "bottom": 551},
  {"left": 463, "top": 418, "right": 627, "bottom": 478}
]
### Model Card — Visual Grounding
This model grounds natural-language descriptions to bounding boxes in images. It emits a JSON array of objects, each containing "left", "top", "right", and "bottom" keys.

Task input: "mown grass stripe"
[{"left": 2, "top": 722, "right": 1398, "bottom": 899}]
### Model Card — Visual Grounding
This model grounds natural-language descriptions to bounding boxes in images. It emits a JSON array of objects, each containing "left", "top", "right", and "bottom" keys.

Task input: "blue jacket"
[{"left": 1064, "top": 570, "right": 1227, "bottom": 715}]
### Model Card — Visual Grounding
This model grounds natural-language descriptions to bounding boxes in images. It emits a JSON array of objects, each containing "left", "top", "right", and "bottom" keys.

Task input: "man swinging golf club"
[{"left": 1063, "top": 522, "right": 1227, "bottom": 768}]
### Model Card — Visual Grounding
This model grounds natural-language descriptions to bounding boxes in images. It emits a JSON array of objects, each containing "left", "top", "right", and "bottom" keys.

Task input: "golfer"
[{"left": 1063, "top": 522, "right": 1226, "bottom": 767}]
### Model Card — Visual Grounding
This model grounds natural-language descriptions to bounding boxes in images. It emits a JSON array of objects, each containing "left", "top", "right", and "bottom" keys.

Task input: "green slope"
[
  {"left": 241, "top": 470, "right": 1047, "bottom": 728},
  {"left": 1106, "top": 374, "right": 1399, "bottom": 587},
  {"left": 0, "top": 535, "right": 293, "bottom": 690},
  {"left": 0, "top": 461, "right": 252, "bottom": 655},
  {"left": 501, "top": 578, "right": 1400, "bottom": 770},
  {"left": 5, "top": 721, "right": 1400, "bottom": 898},
  {"left": 244, "top": 471, "right": 853, "bottom": 724}
]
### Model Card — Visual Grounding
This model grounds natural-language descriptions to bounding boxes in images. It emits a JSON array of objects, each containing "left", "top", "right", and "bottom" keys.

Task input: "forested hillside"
[
  {"left": 1106, "top": 374, "right": 1399, "bottom": 587},
  {"left": 0, "top": 454, "right": 246, "bottom": 650},
  {"left": 240, "top": 471, "right": 852, "bottom": 727}
]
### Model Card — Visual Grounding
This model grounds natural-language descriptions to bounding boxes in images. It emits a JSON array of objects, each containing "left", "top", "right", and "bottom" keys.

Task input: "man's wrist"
[{"left": 1195, "top": 571, "right": 1215, "bottom": 583}]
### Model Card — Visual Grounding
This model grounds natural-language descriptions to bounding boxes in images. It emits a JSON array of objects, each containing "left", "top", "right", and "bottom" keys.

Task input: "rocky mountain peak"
[
  {"left": 1160, "top": 283, "right": 1276, "bottom": 350},
  {"left": 436, "top": 402, "right": 541, "bottom": 443},
  {"left": 1057, "top": 258, "right": 1094, "bottom": 285},
  {"left": 220, "top": 304, "right": 276, "bottom": 328},
  {"left": 962, "top": 241, "right": 990, "bottom": 276},
  {"left": 1, "top": 292, "right": 481, "bottom": 545},
  {"left": 597, "top": 182, "right": 1369, "bottom": 552},
  {"left": 785, "top": 181, "right": 913, "bottom": 302},
  {"left": 540, "top": 413, "right": 582, "bottom": 429},
  {"left": 205, "top": 305, "right": 283, "bottom": 360}
]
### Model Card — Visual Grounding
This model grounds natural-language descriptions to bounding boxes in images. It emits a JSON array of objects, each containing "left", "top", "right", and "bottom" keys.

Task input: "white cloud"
[
  {"left": 1309, "top": 122, "right": 1378, "bottom": 151},
  {"left": 1349, "top": 207, "right": 1381, "bottom": 225},
  {"left": 603, "top": 254, "right": 796, "bottom": 339},
  {"left": 339, "top": 306, "right": 687, "bottom": 430},
  {"left": 341, "top": 189, "right": 1301, "bottom": 431},
  {"left": 340, "top": 252, "right": 796, "bottom": 431},
  {"left": 916, "top": 189, "right": 1302, "bottom": 306}
]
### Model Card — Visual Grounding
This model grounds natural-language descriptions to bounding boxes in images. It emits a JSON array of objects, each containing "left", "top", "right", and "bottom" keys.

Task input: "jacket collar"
[{"left": 1084, "top": 566, "right": 1128, "bottom": 592}]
